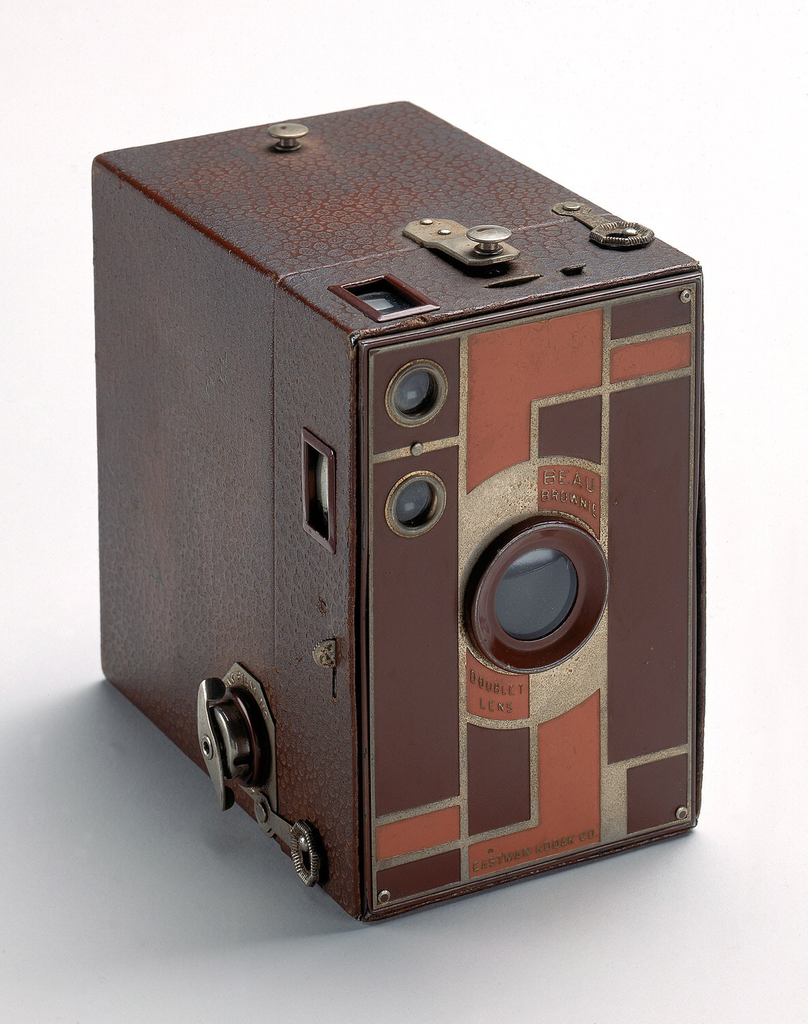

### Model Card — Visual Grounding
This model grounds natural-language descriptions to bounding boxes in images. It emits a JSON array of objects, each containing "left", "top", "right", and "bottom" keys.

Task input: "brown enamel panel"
[
  {"left": 371, "top": 337, "right": 460, "bottom": 455},
  {"left": 377, "top": 850, "right": 462, "bottom": 902},
  {"left": 376, "top": 806, "right": 460, "bottom": 861},
  {"left": 627, "top": 754, "right": 688, "bottom": 833},
  {"left": 608, "top": 377, "right": 691, "bottom": 762},
  {"left": 467, "top": 724, "right": 531, "bottom": 835},
  {"left": 538, "top": 395, "right": 602, "bottom": 465},
  {"left": 466, "top": 310, "right": 603, "bottom": 491},
  {"left": 611, "top": 290, "right": 692, "bottom": 340},
  {"left": 610, "top": 334, "right": 691, "bottom": 383},
  {"left": 372, "top": 446, "right": 459, "bottom": 816},
  {"left": 469, "top": 692, "right": 600, "bottom": 878}
]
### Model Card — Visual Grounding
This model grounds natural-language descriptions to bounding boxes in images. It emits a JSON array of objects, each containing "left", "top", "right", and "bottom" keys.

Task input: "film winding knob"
[
  {"left": 551, "top": 200, "right": 654, "bottom": 249},
  {"left": 466, "top": 224, "right": 512, "bottom": 257},
  {"left": 267, "top": 122, "right": 309, "bottom": 151}
]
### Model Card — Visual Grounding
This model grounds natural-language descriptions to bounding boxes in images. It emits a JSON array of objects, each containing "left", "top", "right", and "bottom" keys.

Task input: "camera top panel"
[{"left": 95, "top": 102, "right": 699, "bottom": 339}]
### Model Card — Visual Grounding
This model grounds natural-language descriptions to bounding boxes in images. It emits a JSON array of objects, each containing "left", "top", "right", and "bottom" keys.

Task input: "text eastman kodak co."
[{"left": 471, "top": 829, "right": 598, "bottom": 874}]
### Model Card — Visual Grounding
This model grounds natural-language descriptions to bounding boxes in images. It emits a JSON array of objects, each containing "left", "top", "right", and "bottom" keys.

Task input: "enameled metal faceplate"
[{"left": 361, "top": 280, "right": 701, "bottom": 915}]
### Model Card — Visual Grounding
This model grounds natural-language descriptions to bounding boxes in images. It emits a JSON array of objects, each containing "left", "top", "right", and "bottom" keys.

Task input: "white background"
[{"left": 1, "top": 2, "right": 806, "bottom": 1021}]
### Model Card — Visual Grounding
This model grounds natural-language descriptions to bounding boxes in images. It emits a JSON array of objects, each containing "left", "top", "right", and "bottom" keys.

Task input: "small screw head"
[
  {"left": 420, "top": 218, "right": 434, "bottom": 225},
  {"left": 675, "top": 805, "right": 689, "bottom": 820},
  {"left": 562, "top": 201, "right": 582, "bottom": 212},
  {"left": 201, "top": 735, "right": 214, "bottom": 760},
  {"left": 255, "top": 798, "right": 269, "bottom": 824},
  {"left": 312, "top": 638, "right": 337, "bottom": 670},
  {"left": 267, "top": 122, "right": 309, "bottom": 151},
  {"left": 410, "top": 442, "right": 425, "bottom": 456},
  {"left": 378, "top": 889, "right": 392, "bottom": 904},
  {"left": 680, "top": 288, "right": 692, "bottom": 303},
  {"left": 437, "top": 228, "right": 452, "bottom": 236}
]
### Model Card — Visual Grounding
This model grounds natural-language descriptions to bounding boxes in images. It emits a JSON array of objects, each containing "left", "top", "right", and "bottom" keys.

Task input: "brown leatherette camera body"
[{"left": 93, "top": 102, "right": 705, "bottom": 921}]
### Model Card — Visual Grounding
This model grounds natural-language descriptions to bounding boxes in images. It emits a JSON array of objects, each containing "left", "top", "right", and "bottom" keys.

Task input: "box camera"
[{"left": 94, "top": 102, "right": 705, "bottom": 920}]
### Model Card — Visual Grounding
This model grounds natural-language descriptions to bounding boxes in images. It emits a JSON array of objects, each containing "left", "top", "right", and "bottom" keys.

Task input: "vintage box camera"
[{"left": 94, "top": 102, "right": 705, "bottom": 920}]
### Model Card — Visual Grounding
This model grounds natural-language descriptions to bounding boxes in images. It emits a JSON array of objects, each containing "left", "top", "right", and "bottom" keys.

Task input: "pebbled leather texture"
[
  {"left": 96, "top": 102, "right": 699, "bottom": 338},
  {"left": 94, "top": 163, "right": 361, "bottom": 914}
]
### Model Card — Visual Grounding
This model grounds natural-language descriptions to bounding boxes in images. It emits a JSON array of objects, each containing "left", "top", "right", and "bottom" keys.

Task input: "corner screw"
[
  {"left": 675, "top": 806, "right": 689, "bottom": 820},
  {"left": 680, "top": 288, "right": 692, "bottom": 303},
  {"left": 419, "top": 218, "right": 434, "bottom": 225},
  {"left": 437, "top": 228, "right": 452, "bottom": 236},
  {"left": 562, "top": 201, "right": 582, "bottom": 212},
  {"left": 201, "top": 735, "right": 214, "bottom": 760},
  {"left": 378, "top": 889, "right": 392, "bottom": 904},
  {"left": 267, "top": 122, "right": 309, "bottom": 151},
  {"left": 410, "top": 442, "right": 425, "bottom": 456},
  {"left": 255, "top": 798, "right": 269, "bottom": 824}
]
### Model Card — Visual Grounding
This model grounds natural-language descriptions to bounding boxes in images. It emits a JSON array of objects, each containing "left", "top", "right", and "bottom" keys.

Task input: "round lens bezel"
[
  {"left": 385, "top": 359, "right": 449, "bottom": 428},
  {"left": 465, "top": 518, "right": 608, "bottom": 672},
  {"left": 384, "top": 471, "right": 447, "bottom": 538}
]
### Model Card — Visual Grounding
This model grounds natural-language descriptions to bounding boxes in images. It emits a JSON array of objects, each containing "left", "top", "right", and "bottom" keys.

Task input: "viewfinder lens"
[
  {"left": 358, "top": 288, "right": 415, "bottom": 314},
  {"left": 385, "top": 471, "right": 447, "bottom": 537},
  {"left": 394, "top": 478, "right": 434, "bottom": 527},
  {"left": 393, "top": 368, "right": 437, "bottom": 417},
  {"left": 386, "top": 360, "right": 448, "bottom": 427}
]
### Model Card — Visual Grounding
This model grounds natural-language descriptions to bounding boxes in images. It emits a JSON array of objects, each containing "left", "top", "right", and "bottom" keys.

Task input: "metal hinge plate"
[{"left": 403, "top": 218, "right": 520, "bottom": 266}]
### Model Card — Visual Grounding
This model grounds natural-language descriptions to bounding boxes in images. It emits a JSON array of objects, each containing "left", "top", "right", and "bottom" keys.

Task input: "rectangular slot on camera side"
[{"left": 302, "top": 429, "right": 336, "bottom": 553}]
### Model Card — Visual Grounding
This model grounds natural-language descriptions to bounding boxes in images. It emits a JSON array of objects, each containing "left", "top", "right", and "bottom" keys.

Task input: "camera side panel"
[
  {"left": 94, "top": 160, "right": 278, "bottom": 769},
  {"left": 95, "top": 160, "right": 364, "bottom": 917}
]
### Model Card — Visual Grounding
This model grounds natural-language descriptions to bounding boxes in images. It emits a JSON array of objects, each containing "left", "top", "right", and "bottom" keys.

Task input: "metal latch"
[
  {"left": 197, "top": 663, "right": 321, "bottom": 887},
  {"left": 552, "top": 200, "right": 654, "bottom": 249},
  {"left": 403, "top": 218, "right": 520, "bottom": 266}
]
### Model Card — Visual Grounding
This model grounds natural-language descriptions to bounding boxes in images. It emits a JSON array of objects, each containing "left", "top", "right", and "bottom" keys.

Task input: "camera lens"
[
  {"left": 465, "top": 519, "right": 607, "bottom": 673},
  {"left": 385, "top": 472, "right": 447, "bottom": 537},
  {"left": 494, "top": 548, "right": 578, "bottom": 641},
  {"left": 386, "top": 360, "right": 448, "bottom": 426}
]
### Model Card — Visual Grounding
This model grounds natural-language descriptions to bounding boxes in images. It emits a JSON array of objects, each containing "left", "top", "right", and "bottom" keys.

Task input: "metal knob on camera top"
[
  {"left": 466, "top": 224, "right": 513, "bottom": 256},
  {"left": 267, "top": 122, "right": 309, "bottom": 151},
  {"left": 196, "top": 663, "right": 321, "bottom": 886}
]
